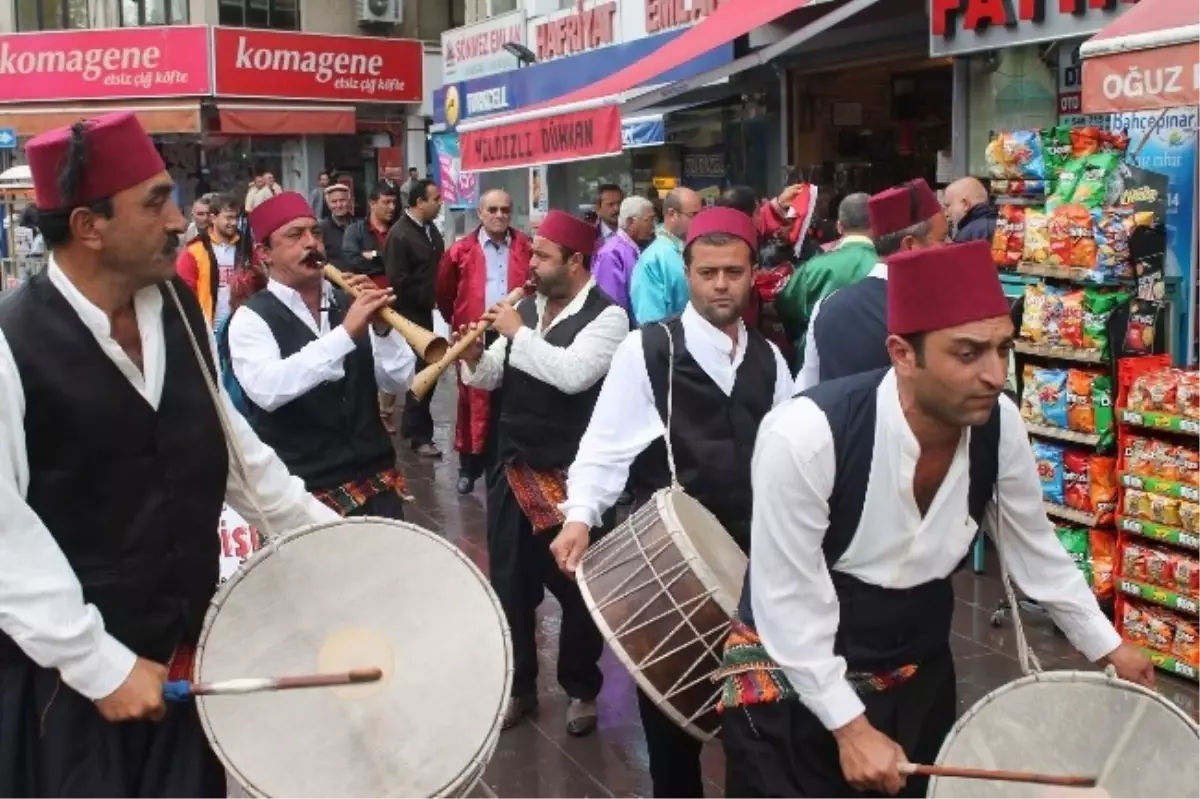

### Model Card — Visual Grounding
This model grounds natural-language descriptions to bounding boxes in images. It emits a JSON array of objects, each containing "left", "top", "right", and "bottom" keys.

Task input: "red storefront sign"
[
  {"left": 213, "top": 28, "right": 422, "bottom": 103},
  {"left": 461, "top": 105, "right": 623, "bottom": 172},
  {"left": 1082, "top": 44, "right": 1199, "bottom": 113},
  {"left": 534, "top": 2, "right": 617, "bottom": 61},
  {"left": 0, "top": 26, "right": 210, "bottom": 103}
]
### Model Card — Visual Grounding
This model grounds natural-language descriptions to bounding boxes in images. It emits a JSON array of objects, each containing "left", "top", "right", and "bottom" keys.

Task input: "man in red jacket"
[{"left": 436, "top": 189, "right": 532, "bottom": 494}]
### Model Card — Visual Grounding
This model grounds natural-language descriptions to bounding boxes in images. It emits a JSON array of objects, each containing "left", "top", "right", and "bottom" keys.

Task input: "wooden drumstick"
[
  {"left": 899, "top": 762, "right": 1098, "bottom": 788},
  {"left": 163, "top": 668, "right": 383, "bottom": 702}
]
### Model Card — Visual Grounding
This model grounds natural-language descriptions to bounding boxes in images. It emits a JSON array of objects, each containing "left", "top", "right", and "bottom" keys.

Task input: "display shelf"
[
  {"left": 1045, "top": 502, "right": 1102, "bottom": 527},
  {"left": 1118, "top": 408, "right": 1200, "bottom": 435},
  {"left": 1117, "top": 516, "right": 1200, "bottom": 551},
  {"left": 1015, "top": 262, "right": 1131, "bottom": 286},
  {"left": 1022, "top": 421, "right": 1102, "bottom": 446},
  {"left": 1136, "top": 646, "right": 1199, "bottom": 682},
  {"left": 1118, "top": 577, "right": 1199, "bottom": 615},
  {"left": 1013, "top": 340, "right": 1105, "bottom": 364},
  {"left": 1119, "top": 473, "right": 1200, "bottom": 503}
]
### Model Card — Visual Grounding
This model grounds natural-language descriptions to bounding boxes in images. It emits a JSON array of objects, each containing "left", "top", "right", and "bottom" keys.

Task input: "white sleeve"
[
  {"left": 228, "top": 305, "right": 357, "bottom": 412},
  {"left": 0, "top": 333, "right": 136, "bottom": 700},
  {"left": 769, "top": 342, "right": 796, "bottom": 406},
  {"left": 561, "top": 332, "right": 663, "bottom": 529},
  {"left": 796, "top": 296, "right": 824, "bottom": 392},
  {"left": 506, "top": 306, "right": 630, "bottom": 394},
  {"left": 460, "top": 333, "right": 508, "bottom": 391},
  {"left": 750, "top": 398, "right": 866, "bottom": 731},
  {"left": 984, "top": 398, "right": 1122, "bottom": 661},
  {"left": 370, "top": 329, "right": 417, "bottom": 396}
]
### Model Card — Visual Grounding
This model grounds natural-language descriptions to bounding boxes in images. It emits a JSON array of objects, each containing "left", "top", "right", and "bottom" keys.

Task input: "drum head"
[
  {"left": 195, "top": 518, "right": 512, "bottom": 798},
  {"left": 930, "top": 672, "right": 1199, "bottom": 798},
  {"left": 662, "top": 490, "right": 746, "bottom": 616}
]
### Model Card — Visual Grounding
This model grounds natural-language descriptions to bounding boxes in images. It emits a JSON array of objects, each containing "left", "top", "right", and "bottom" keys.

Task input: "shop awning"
[
  {"left": 214, "top": 104, "right": 357, "bottom": 136},
  {"left": 1080, "top": 0, "right": 1199, "bottom": 114},
  {"left": 0, "top": 102, "right": 203, "bottom": 137},
  {"left": 459, "top": 0, "right": 835, "bottom": 172}
]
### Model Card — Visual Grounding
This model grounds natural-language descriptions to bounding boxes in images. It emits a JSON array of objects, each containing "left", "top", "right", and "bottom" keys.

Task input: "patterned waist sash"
[
  {"left": 313, "top": 467, "right": 409, "bottom": 516},
  {"left": 714, "top": 620, "right": 919, "bottom": 712},
  {"left": 504, "top": 463, "right": 567, "bottom": 533}
]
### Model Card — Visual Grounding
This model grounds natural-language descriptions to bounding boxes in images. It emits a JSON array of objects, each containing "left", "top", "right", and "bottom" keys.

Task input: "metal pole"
[{"left": 776, "top": 64, "right": 790, "bottom": 194}]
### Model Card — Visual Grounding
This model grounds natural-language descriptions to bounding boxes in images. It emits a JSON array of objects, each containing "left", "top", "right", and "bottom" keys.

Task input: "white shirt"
[
  {"left": 750, "top": 370, "right": 1122, "bottom": 732},
  {"left": 211, "top": 237, "right": 238, "bottom": 331},
  {"left": 796, "top": 261, "right": 888, "bottom": 392},
  {"left": 228, "top": 278, "right": 416, "bottom": 412},
  {"left": 0, "top": 260, "right": 337, "bottom": 701},
  {"left": 562, "top": 304, "right": 794, "bottom": 529},
  {"left": 461, "top": 280, "right": 629, "bottom": 395}
]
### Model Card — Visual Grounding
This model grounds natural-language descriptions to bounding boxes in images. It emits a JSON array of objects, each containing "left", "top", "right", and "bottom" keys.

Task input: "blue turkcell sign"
[
  {"left": 0, "top": 128, "right": 16, "bottom": 150},
  {"left": 434, "top": 28, "right": 733, "bottom": 129}
]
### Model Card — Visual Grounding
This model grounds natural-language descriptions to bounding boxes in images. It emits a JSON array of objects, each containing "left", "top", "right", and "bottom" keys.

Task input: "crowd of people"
[{"left": 0, "top": 109, "right": 1159, "bottom": 799}]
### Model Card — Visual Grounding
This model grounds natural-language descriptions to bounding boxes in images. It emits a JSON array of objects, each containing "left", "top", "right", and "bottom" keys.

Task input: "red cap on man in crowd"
[
  {"left": 26, "top": 111, "right": 166, "bottom": 210},
  {"left": 685, "top": 206, "right": 759, "bottom": 254},
  {"left": 250, "top": 192, "right": 316, "bottom": 243},
  {"left": 537, "top": 210, "right": 597, "bottom": 257},
  {"left": 887, "top": 240, "right": 1009, "bottom": 335},
  {"left": 868, "top": 178, "right": 942, "bottom": 238}
]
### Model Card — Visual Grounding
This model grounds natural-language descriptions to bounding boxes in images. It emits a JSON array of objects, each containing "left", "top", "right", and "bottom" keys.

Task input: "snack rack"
[{"left": 1113, "top": 356, "right": 1199, "bottom": 682}]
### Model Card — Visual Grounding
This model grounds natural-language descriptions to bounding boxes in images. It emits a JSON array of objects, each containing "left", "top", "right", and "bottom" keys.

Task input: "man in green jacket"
[{"left": 776, "top": 192, "right": 875, "bottom": 370}]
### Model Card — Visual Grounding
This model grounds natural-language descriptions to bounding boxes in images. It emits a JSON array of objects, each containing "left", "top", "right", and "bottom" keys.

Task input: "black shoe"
[
  {"left": 565, "top": 698, "right": 598, "bottom": 736},
  {"left": 616, "top": 490, "right": 633, "bottom": 506},
  {"left": 501, "top": 695, "right": 538, "bottom": 730},
  {"left": 457, "top": 473, "right": 476, "bottom": 495}
]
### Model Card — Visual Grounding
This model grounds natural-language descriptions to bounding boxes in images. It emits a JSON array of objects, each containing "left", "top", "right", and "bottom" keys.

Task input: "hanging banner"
[
  {"left": 217, "top": 504, "right": 263, "bottom": 583},
  {"left": 1081, "top": 45, "right": 1200, "bottom": 114},
  {"left": 461, "top": 105, "right": 624, "bottom": 173},
  {"left": 431, "top": 132, "right": 479, "bottom": 210}
]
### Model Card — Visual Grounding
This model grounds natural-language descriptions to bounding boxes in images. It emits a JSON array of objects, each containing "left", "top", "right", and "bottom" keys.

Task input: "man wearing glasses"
[
  {"left": 436, "top": 190, "right": 532, "bottom": 494},
  {"left": 628, "top": 187, "right": 702, "bottom": 324}
]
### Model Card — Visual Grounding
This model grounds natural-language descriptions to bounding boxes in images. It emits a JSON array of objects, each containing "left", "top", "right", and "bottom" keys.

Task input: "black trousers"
[
  {"left": 637, "top": 687, "right": 706, "bottom": 797},
  {"left": 722, "top": 651, "right": 957, "bottom": 798},
  {"left": 401, "top": 357, "right": 436, "bottom": 448},
  {"left": 346, "top": 488, "right": 406, "bottom": 520},
  {"left": 486, "top": 465, "right": 606, "bottom": 701},
  {"left": 0, "top": 659, "right": 225, "bottom": 797}
]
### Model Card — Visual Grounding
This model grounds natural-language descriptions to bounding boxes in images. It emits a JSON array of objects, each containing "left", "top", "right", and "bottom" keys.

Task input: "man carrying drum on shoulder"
[
  {"left": 550, "top": 207, "right": 794, "bottom": 798},
  {"left": 0, "top": 112, "right": 338, "bottom": 796},
  {"left": 454, "top": 210, "right": 629, "bottom": 736},
  {"left": 227, "top": 192, "right": 417, "bottom": 521},
  {"left": 719, "top": 241, "right": 1154, "bottom": 798}
]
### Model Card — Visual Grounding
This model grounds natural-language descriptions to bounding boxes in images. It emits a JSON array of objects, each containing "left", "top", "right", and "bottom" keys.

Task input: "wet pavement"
[{"left": 392, "top": 375, "right": 1199, "bottom": 798}]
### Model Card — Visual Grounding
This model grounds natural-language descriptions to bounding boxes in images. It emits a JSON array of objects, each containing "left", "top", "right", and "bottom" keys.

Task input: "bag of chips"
[
  {"left": 986, "top": 130, "right": 1045, "bottom": 179},
  {"left": 1122, "top": 602, "right": 1148, "bottom": 647},
  {"left": 1089, "top": 529, "right": 1115, "bottom": 599},
  {"left": 1022, "top": 367, "right": 1069, "bottom": 428},
  {"left": 1042, "top": 125, "right": 1074, "bottom": 180},
  {"left": 1071, "top": 127, "right": 1103, "bottom": 159},
  {"left": 1064, "top": 451, "right": 1092, "bottom": 512},
  {"left": 1175, "top": 618, "right": 1199, "bottom": 666},
  {"left": 1022, "top": 208, "right": 1053, "bottom": 264},
  {"left": 1055, "top": 527, "right": 1090, "bottom": 580},
  {"left": 1073, "top": 153, "right": 1122, "bottom": 208},
  {"left": 1092, "top": 375, "right": 1115, "bottom": 449},
  {"left": 1123, "top": 542, "right": 1150, "bottom": 582},
  {"left": 1082, "top": 288, "right": 1128, "bottom": 353},
  {"left": 1124, "top": 489, "right": 1154, "bottom": 522},
  {"left": 1048, "top": 157, "right": 1086, "bottom": 208},
  {"left": 991, "top": 205, "right": 1025, "bottom": 267},
  {"left": 1146, "top": 606, "right": 1175, "bottom": 653},
  {"left": 1057, "top": 289, "right": 1085, "bottom": 347},
  {"left": 1128, "top": 368, "right": 1180, "bottom": 412},
  {"left": 1096, "top": 209, "right": 1133, "bottom": 280},
  {"left": 1177, "top": 371, "right": 1200, "bottom": 419},
  {"left": 1173, "top": 554, "right": 1200, "bottom": 597},
  {"left": 1123, "top": 299, "right": 1164, "bottom": 355},
  {"left": 1034, "top": 441, "right": 1065, "bottom": 504},
  {"left": 1020, "top": 283, "right": 1063, "bottom": 343},
  {"left": 1067, "top": 370, "right": 1098, "bottom": 433},
  {"left": 1146, "top": 546, "right": 1175, "bottom": 588},
  {"left": 1101, "top": 129, "right": 1130, "bottom": 154},
  {"left": 1049, "top": 205, "right": 1099, "bottom": 268},
  {"left": 1090, "top": 455, "right": 1117, "bottom": 525}
]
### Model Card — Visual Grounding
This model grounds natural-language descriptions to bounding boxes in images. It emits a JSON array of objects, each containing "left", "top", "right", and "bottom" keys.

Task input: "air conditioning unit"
[{"left": 358, "top": 0, "right": 402, "bottom": 25}]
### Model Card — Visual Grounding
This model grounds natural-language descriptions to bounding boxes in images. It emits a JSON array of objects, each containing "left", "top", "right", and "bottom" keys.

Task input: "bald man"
[{"left": 943, "top": 177, "right": 997, "bottom": 243}]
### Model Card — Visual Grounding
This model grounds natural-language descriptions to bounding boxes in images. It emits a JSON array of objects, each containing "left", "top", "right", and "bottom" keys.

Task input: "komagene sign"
[
  {"left": 930, "top": 0, "right": 1140, "bottom": 57},
  {"left": 213, "top": 28, "right": 422, "bottom": 103}
]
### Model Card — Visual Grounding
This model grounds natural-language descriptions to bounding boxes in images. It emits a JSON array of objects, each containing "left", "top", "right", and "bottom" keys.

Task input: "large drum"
[
  {"left": 194, "top": 518, "right": 513, "bottom": 798},
  {"left": 577, "top": 488, "right": 745, "bottom": 741},
  {"left": 929, "top": 671, "right": 1199, "bottom": 797}
]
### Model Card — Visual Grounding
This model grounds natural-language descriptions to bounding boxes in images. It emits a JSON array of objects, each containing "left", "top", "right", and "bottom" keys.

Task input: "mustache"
[
  {"left": 302, "top": 250, "right": 322, "bottom": 266},
  {"left": 162, "top": 235, "right": 180, "bottom": 256}
]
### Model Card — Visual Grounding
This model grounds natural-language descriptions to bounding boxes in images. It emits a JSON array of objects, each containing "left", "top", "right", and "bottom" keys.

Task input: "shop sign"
[
  {"left": 431, "top": 132, "right": 479, "bottom": 209},
  {"left": 929, "top": 0, "right": 1140, "bottom": 58},
  {"left": 461, "top": 105, "right": 623, "bottom": 172},
  {"left": 442, "top": 10, "right": 527, "bottom": 84},
  {"left": 622, "top": 117, "right": 666, "bottom": 148},
  {"left": 644, "top": 0, "right": 725, "bottom": 35},
  {"left": 213, "top": 27, "right": 422, "bottom": 103},
  {"left": 0, "top": 26, "right": 210, "bottom": 103},
  {"left": 1082, "top": 46, "right": 1200, "bottom": 114},
  {"left": 534, "top": 1, "right": 618, "bottom": 62}
]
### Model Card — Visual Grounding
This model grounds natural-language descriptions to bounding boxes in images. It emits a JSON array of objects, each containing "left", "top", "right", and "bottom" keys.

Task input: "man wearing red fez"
[
  {"left": 226, "top": 191, "right": 417, "bottom": 520},
  {"left": 549, "top": 206, "right": 795, "bottom": 797},
  {"left": 796, "top": 177, "right": 949, "bottom": 390},
  {"left": 720, "top": 241, "right": 1152, "bottom": 798},
  {"left": 456, "top": 209, "right": 629, "bottom": 736},
  {"left": 0, "top": 111, "right": 340, "bottom": 796}
]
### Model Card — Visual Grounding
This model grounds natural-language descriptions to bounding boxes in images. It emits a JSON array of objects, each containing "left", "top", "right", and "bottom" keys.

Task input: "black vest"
[
  {"left": 738, "top": 368, "right": 1000, "bottom": 672},
  {"left": 812, "top": 277, "right": 889, "bottom": 383},
  {"left": 0, "top": 273, "right": 229, "bottom": 664},
  {"left": 497, "top": 288, "right": 613, "bottom": 472},
  {"left": 242, "top": 288, "right": 394, "bottom": 491},
  {"left": 629, "top": 317, "right": 776, "bottom": 552}
]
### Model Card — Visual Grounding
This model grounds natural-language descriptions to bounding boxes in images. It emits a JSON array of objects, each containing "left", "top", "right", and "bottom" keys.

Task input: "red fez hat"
[
  {"left": 887, "top": 240, "right": 1009, "bottom": 335},
  {"left": 26, "top": 111, "right": 166, "bottom": 210},
  {"left": 685, "top": 206, "right": 758, "bottom": 254},
  {"left": 250, "top": 192, "right": 316, "bottom": 243},
  {"left": 538, "top": 210, "right": 596, "bottom": 257},
  {"left": 868, "top": 178, "right": 942, "bottom": 238}
]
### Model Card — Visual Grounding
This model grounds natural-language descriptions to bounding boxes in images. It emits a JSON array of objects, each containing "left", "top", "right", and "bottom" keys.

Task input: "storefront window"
[
  {"left": 559, "top": 155, "right": 634, "bottom": 217},
  {"left": 218, "top": 0, "right": 299, "bottom": 30},
  {"left": 966, "top": 44, "right": 1058, "bottom": 178},
  {"left": 203, "top": 138, "right": 286, "bottom": 205},
  {"left": 15, "top": 0, "right": 88, "bottom": 30},
  {"left": 120, "top": 0, "right": 187, "bottom": 25}
]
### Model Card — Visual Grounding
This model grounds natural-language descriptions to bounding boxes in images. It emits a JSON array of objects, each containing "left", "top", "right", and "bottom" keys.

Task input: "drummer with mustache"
[
  {"left": 550, "top": 207, "right": 793, "bottom": 797},
  {"left": 720, "top": 241, "right": 1153, "bottom": 798},
  {"left": 455, "top": 210, "right": 629, "bottom": 735},
  {"left": 0, "top": 112, "right": 339, "bottom": 796},
  {"left": 226, "top": 192, "right": 416, "bottom": 520}
]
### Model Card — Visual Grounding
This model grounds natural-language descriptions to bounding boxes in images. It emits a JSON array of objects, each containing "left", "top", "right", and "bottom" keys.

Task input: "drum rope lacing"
[{"left": 167, "top": 283, "right": 280, "bottom": 550}]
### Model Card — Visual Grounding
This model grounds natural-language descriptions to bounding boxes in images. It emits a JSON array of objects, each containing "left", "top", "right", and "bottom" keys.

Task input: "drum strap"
[
  {"left": 656, "top": 321, "right": 681, "bottom": 489},
  {"left": 994, "top": 482, "right": 1043, "bottom": 675}
]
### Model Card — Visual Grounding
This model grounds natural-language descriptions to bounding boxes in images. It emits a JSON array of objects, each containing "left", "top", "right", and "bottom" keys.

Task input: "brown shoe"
[
  {"left": 414, "top": 443, "right": 442, "bottom": 458},
  {"left": 565, "top": 698, "right": 598, "bottom": 737},
  {"left": 501, "top": 695, "right": 538, "bottom": 730}
]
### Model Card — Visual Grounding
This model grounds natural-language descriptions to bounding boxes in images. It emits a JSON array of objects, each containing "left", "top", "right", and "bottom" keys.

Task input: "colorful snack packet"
[
  {"left": 1067, "top": 370, "right": 1097, "bottom": 433},
  {"left": 1082, "top": 288, "right": 1128, "bottom": 353},
  {"left": 1064, "top": 451, "right": 1092, "bottom": 512},
  {"left": 1049, "top": 204, "right": 1098, "bottom": 268},
  {"left": 1072, "top": 152, "right": 1122, "bottom": 208},
  {"left": 991, "top": 205, "right": 1025, "bottom": 267},
  {"left": 1022, "top": 208, "right": 1052, "bottom": 264},
  {"left": 1042, "top": 125, "right": 1074, "bottom": 180},
  {"left": 1092, "top": 375, "right": 1115, "bottom": 449},
  {"left": 1055, "top": 526, "right": 1091, "bottom": 580},
  {"left": 1089, "top": 455, "right": 1117, "bottom": 525},
  {"left": 1034, "top": 441, "right": 1066, "bottom": 505},
  {"left": 1088, "top": 529, "right": 1116, "bottom": 599}
]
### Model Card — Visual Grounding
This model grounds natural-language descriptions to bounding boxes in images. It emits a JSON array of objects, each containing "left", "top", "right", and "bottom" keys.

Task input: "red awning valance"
[
  {"left": 215, "top": 104, "right": 356, "bottom": 136},
  {"left": 1081, "top": 0, "right": 1199, "bottom": 114}
]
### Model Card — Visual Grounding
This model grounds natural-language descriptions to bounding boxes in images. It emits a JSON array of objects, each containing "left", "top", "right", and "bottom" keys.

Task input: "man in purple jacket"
[{"left": 592, "top": 196, "right": 656, "bottom": 314}]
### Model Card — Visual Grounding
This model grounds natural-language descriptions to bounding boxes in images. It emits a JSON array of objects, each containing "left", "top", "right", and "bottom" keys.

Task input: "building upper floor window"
[
  {"left": 120, "top": 0, "right": 188, "bottom": 25},
  {"left": 15, "top": 0, "right": 88, "bottom": 31},
  {"left": 219, "top": 0, "right": 300, "bottom": 30}
]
